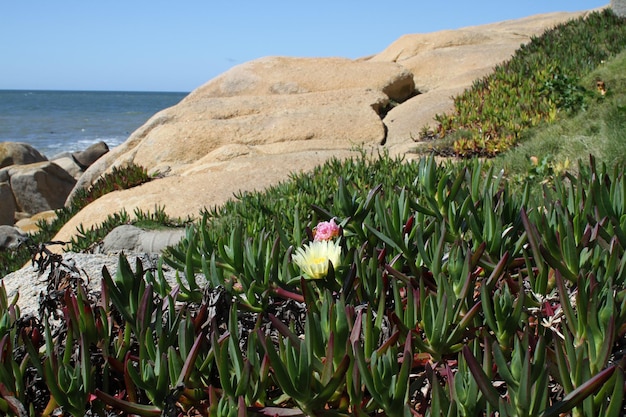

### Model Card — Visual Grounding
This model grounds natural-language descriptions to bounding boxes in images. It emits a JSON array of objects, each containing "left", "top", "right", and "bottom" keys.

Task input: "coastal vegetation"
[
  {"left": 0, "top": 8, "right": 626, "bottom": 416},
  {"left": 423, "top": 8, "right": 626, "bottom": 158}
]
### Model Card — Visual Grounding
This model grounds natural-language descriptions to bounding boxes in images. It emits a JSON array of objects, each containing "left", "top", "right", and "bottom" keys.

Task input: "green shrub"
[{"left": 67, "top": 163, "right": 152, "bottom": 211}]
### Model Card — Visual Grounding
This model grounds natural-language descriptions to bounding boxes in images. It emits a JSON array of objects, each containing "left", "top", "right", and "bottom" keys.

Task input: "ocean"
[{"left": 0, "top": 90, "right": 188, "bottom": 158}]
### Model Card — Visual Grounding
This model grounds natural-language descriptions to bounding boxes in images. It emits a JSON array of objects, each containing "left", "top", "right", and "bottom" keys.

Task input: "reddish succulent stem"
[{"left": 273, "top": 286, "right": 305, "bottom": 303}]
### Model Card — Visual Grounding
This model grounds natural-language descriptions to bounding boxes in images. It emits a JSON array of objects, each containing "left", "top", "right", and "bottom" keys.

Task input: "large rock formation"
[
  {"left": 55, "top": 10, "right": 594, "bottom": 245},
  {"left": 71, "top": 58, "right": 414, "bottom": 185}
]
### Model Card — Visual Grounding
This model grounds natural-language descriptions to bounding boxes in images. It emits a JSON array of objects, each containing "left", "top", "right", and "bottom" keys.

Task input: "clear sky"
[{"left": 0, "top": 1, "right": 608, "bottom": 92}]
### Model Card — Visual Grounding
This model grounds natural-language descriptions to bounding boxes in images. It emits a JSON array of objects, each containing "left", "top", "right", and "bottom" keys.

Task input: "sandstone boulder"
[
  {"left": 56, "top": 10, "right": 591, "bottom": 245},
  {"left": 0, "top": 142, "right": 47, "bottom": 169},
  {"left": 57, "top": 148, "right": 358, "bottom": 246},
  {"left": 4, "top": 162, "right": 76, "bottom": 216},
  {"left": 116, "top": 87, "right": 390, "bottom": 174},
  {"left": 52, "top": 156, "right": 84, "bottom": 179},
  {"left": 0, "top": 141, "right": 110, "bottom": 232},
  {"left": 193, "top": 56, "right": 415, "bottom": 100},
  {"left": 15, "top": 210, "right": 57, "bottom": 234},
  {"left": 383, "top": 86, "right": 468, "bottom": 150},
  {"left": 49, "top": 141, "right": 111, "bottom": 180},
  {"left": 70, "top": 57, "right": 414, "bottom": 193}
]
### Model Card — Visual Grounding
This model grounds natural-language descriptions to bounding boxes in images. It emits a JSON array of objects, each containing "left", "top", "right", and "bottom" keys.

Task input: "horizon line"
[{"left": 0, "top": 87, "right": 191, "bottom": 94}]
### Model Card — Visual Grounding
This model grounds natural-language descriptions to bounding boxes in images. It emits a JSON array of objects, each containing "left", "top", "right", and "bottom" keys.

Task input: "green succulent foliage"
[
  {"left": 1, "top": 151, "right": 626, "bottom": 415},
  {"left": 0, "top": 284, "right": 27, "bottom": 416},
  {"left": 160, "top": 153, "right": 625, "bottom": 415}
]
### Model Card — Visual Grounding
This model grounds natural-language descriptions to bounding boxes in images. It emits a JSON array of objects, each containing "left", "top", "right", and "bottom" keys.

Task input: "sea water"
[{"left": 0, "top": 90, "right": 188, "bottom": 158}]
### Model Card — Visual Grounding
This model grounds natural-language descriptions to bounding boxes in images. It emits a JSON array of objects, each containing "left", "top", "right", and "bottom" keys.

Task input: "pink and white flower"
[{"left": 313, "top": 218, "right": 340, "bottom": 241}]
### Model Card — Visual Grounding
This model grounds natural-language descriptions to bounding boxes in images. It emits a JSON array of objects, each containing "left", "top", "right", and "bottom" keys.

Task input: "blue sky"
[{"left": 0, "top": 1, "right": 608, "bottom": 92}]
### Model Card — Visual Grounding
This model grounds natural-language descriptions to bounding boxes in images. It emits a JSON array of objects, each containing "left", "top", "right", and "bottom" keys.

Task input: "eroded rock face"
[
  {"left": 55, "top": 10, "right": 592, "bottom": 245},
  {"left": 124, "top": 87, "right": 391, "bottom": 173},
  {"left": 192, "top": 56, "right": 416, "bottom": 100}
]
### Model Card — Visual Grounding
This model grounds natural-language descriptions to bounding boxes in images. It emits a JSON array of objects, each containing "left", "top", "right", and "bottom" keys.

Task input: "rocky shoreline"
[{"left": 0, "top": 140, "right": 109, "bottom": 233}]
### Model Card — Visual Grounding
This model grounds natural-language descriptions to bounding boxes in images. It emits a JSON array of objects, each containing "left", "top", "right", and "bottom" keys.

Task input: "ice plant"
[
  {"left": 292, "top": 239, "right": 341, "bottom": 279},
  {"left": 313, "top": 218, "right": 340, "bottom": 241}
]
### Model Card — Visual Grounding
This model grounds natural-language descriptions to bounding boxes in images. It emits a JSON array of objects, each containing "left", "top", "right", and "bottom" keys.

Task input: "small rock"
[
  {"left": 100, "top": 224, "right": 185, "bottom": 254},
  {"left": 139, "top": 228, "right": 186, "bottom": 253},
  {"left": 0, "top": 225, "right": 28, "bottom": 250},
  {"left": 71, "top": 141, "right": 109, "bottom": 169},
  {"left": 101, "top": 224, "right": 143, "bottom": 253}
]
